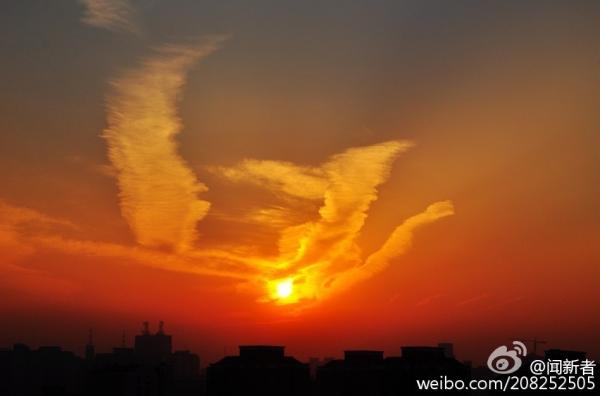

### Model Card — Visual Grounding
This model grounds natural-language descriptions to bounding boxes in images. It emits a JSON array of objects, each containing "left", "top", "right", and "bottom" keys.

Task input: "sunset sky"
[{"left": 1, "top": 0, "right": 599, "bottom": 365}]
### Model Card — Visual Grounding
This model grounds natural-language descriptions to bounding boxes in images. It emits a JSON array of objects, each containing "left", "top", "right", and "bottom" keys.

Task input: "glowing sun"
[{"left": 276, "top": 279, "right": 294, "bottom": 299}]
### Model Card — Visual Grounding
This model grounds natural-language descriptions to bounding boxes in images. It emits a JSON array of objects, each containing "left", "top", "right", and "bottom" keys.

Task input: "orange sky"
[{"left": 0, "top": 1, "right": 599, "bottom": 365}]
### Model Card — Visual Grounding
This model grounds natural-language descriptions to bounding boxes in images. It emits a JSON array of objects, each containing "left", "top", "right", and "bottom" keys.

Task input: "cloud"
[
  {"left": 279, "top": 141, "right": 414, "bottom": 268},
  {"left": 0, "top": 200, "right": 75, "bottom": 230},
  {"left": 274, "top": 199, "right": 453, "bottom": 305},
  {"left": 216, "top": 140, "right": 454, "bottom": 305},
  {"left": 0, "top": 200, "right": 258, "bottom": 281},
  {"left": 104, "top": 37, "right": 226, "bottom": 252},
  {"left": 32, "top": 236, "right": 254, "bottom": 280},
  {"left": 212, "top": 159, "right": 327, "bottom": 200},
  {"left": 0, "top": 200, "right": 74, "bottom": 270},
  {"left": 0, "top": 200, "right": 259, "bottom": 303},
  {"left": 237, "top": 206, "right": 304, "bottom": 228},
  {"left": 327, "top": 200, "right": 455, "bottom": 296},
  {"left": 79, "top": 0, "right": 141, "bottom": 35},
  {"left": 1, "top": 140, "right": 453, "bottom": 307},
  {"left": 77, "top": 5, "right": 454, "bottom": 305}
]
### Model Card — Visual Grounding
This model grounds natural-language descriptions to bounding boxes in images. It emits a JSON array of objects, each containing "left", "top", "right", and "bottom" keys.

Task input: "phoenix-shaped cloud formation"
[
  {"left": 216, "top": 141, "right": 455, "bottom": 304},
  {"left": 79, "top": 0, "right": 141, "bottom": 34},
  {"left": 73, "top": 3, "right": 455, "bottom": 305},
  {"left": 104, "top": 37, "right": 226, "bottom": 252}
]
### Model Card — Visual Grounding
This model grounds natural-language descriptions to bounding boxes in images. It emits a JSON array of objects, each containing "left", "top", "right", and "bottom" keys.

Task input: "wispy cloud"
[
  {"left": 75, "top": 3, "right": 453, "bottom": 305},
  {"left": 0, "top": 200, "right": 75, "bottom": 230},
  {"left": 0, "top": 200, "right": 256, "bottom": 280},
  {"left": 104, "top": 37, "right": 226, "bottom": 252},
  {"left": 212, "top": 160, "right": 327, "bottom": 200},
  {"left": 0, "top": 203, "right": 44, "bottom": 265},
  {"left": 222, "top": 205, "right": 305, "bottom": 228},
  {"left": 2, "top": 141, "right": 453, "bottom": 307},
  {"left": 279, "top": 141, "right": 413, "bottom": 268},
  {"left": 0, "top": 200, "right": 75, "bottom": 275},
  {"left": 216, "top": 141, "right": 454, "bottom": 305},
  {"left": 328, "top": 200, "right": 455, "bottom": 296},
  {"left": 32, "top": 236, "right": 254, "bottom": 280},
  {"left": 79, "top": 0, "right": 141, "bottom": 35}
]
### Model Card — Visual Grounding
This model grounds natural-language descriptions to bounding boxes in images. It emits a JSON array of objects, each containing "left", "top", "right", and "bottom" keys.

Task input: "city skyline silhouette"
[
  {"left": 2, "top": 1, "right": 600, "bottom": 394},
  {"left": 1, "top": 321, "right": 597, "bottom": 395}
]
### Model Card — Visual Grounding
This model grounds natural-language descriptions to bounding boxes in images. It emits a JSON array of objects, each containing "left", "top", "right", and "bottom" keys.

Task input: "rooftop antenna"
[
  {"left": 158, "top": 320, "right": 164, "bottom": 334},
  {"left": 142, "top": 321, "right": 150, "bottom": 335},
  {"left": 121, "top": 331, "right": 126, "bottom": 348}
]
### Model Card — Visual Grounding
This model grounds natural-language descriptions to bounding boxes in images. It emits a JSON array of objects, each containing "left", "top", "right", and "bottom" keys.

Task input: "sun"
[
  {"left": 266, "top": 277, "right": 299, "bottom": 304},
  {"left": 276, "top": 279, "right": 293, "bottom": 299}
]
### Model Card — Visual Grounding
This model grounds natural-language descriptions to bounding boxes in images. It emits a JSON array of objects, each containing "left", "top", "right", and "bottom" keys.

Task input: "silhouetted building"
[
  {"left": 317, "top": 350, "right": 386, "bottom": 396},
  {"left": 3, "top": 331, "right": 598, "bottom": 396},
  {"left": 544, "top": 349, "right": 586, "bottom": 361},
  {"left": 438, "top": 342, "right": 455, "bottom": 359},
  {"left": 85, "top": 321, "right": 201, "bottom": 396},
  {"left": 309, "top": 357, "right": 334, "bottom": 380},
  {"left": 171, "top": 350, "right": 199, "bottom": 380},
  {"left": 87, "top": 349, "right": 142, "bottom": 396},
  {"left": 388, "top": 346, "right": 470, "bottom": 395},
  {"left": 309, "top": 357, "right": 320, "bottom": 379},
  {"left": 488, "top": 348, "right": 599, "bottom": 396},
  {"left": 317, "top": 346, "right": 470, "bottom": 396},
  {"left": 543, "top": 349, "right": 598, "bottom": 395},
  {"left": 207, "top": 345, "right": 310, "bottom": 396},
  {"left": 135, "top": 321, "right": 172, "bottom": 365},
  {"left": 0, "top": 343, "right": 85, "bottom": 396},
  {"left": 170, "top": 350, "right": 202, "bottom": 395},
  {"left": 0, "top": 323, "right": 201, "bottom": 396}
]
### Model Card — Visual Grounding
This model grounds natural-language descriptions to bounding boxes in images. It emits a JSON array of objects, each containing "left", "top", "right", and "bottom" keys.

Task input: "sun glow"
[{"left": 276, "top": 279, "right": 293, "bottom": 299}]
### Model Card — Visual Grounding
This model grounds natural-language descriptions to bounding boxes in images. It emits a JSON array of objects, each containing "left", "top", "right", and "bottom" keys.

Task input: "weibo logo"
[{"left": 487, "top": 341, "right": 528, "bottom": 374}]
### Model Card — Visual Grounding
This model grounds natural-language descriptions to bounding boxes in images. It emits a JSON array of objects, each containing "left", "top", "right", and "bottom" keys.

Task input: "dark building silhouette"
[
  {"left": 317, "top": 350, "right": 386, "bottom": 396},
  {"left": 87, "top": 347, "right": 143, "bottom": 396},
  {"left": 544, "top": 348, "right": 586, "bottom": 361},
  {"left": 387, "top": 346, "right": 470, "bottom": 395},
  {"left": 542, "top": 349, "right": 598, "bottom": 396},
  {"left": 317, "top": 346, "right": 470, "bottom": 396},
  {"left": 87, "top": 321, "right": 201, "bottom": 396},
  {"left": 207, "top": 345, "right": 310, "bottom": 396},
  {"left": 171, "top": 351, "right": 202, "bottom": 395},
  {"left": 309, "top": 357, "right": 334, "bottom": 380},
  {"left": 0, "top": 321, "right": 201, "bottom": 396},
  {"left": 438, "top": 342, "right": 455, "bottom": 359},
  {"left": 135, "top": 321, "right": 173, "bottom": 365},
  {"left": 2, "top": 330, "right": 598, "bottom": 396},
  {"left": 0, "top": 343, "right": 84, "bottom": 396},
  {"left": 487, "top": 348, "right": 599, "bottom": 396}
]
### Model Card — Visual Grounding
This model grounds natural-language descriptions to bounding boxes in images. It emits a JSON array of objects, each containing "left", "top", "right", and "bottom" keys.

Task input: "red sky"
[{"left": 1, "top": 1, "right": 599, "bottom": 365}]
